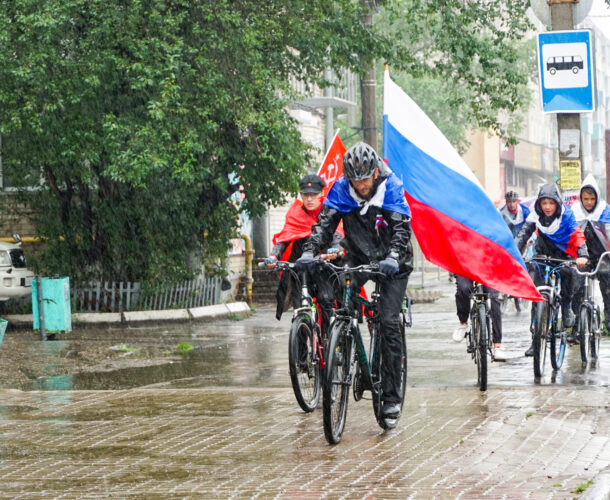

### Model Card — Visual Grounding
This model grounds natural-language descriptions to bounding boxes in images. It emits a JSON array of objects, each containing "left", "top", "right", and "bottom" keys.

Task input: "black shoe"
[
  {"left": 381, "top": 401, "right": 401, "bottom": 419},
  {"left": 525, "top": 344, "right": 534, "bottom": 357}
]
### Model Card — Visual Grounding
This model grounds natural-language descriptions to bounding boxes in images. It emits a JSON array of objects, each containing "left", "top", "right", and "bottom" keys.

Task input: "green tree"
[{"left": 0, "top": 0, "right": 534, "bottom": 284}]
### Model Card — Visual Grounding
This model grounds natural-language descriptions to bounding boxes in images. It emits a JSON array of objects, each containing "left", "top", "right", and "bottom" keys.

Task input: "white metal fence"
[{"left": 5, "top": 276, "right": 222, "bottom": 314}]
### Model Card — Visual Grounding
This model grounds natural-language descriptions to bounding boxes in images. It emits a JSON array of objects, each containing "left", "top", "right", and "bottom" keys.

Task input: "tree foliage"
[
  {"left": 375, "top": 0, "right": 534, "bottom": 151},
  {"left": 0, "top": 0, "right": 535, "bottom": 283}
]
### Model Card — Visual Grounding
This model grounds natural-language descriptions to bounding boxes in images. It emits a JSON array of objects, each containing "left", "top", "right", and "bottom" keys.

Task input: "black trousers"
[
  {"left": 351, "top": 273, "right": 408, "bottom": 404},
  {"left": 455, "top": 276, "right": 502, "bottom": 344}
]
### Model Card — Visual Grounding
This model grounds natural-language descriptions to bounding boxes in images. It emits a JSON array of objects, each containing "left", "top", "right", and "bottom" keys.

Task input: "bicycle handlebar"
[
  {"left": 526, "top": 255, "right": 575, "bottom": 266},
  {"left": 317, "top": 260, "right": 386, "bottom": 278},
  {"left": 574, "top": 251, "right": 610, "bottom": 277}
]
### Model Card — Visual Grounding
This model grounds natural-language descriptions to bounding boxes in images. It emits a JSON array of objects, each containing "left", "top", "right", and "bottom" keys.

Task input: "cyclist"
[
  {"left": 452, "top": 277, "right": 506, "bottom": 361},
  {"left": 500, "top": 190, "right": 530, "bottom": 238},
  {"left": 571, "top": 174, "right": 610, "bottom": 333},
  {"left": 266, "top": 174, "right": 342, "bottom": 329},
  {"left": 514, "top": 183, "right": 588, "bottom": 356},
  {"left": 295, "top": 141, "right": 413, "bottom": 420},
  {"left": 499, "top": 190, "right": 531, "bottom": 312}
]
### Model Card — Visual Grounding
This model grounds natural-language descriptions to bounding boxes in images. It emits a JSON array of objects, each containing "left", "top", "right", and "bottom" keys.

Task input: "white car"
[{"left": 0, "top": 237, "right": 34, "bottom": 300}]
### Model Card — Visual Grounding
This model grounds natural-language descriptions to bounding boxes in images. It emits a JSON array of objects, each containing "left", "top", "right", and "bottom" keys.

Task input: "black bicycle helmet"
[
  {"left": 342, "top": 142, "right": 381, "bottom": 181},
  {"left": 505, "top": 190, "right": 519, "bottom": 201}
]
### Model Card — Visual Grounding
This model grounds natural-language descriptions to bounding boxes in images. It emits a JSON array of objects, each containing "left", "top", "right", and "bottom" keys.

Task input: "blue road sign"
[{"left": 537, "top": 30, "right": 595, "bottom": 113}]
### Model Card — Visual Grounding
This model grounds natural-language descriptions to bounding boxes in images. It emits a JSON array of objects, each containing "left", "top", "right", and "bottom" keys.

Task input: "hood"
[
  {"left": 534, "top": 183, "right": 563, "bottom": 222},
  {"left": 579, "top": 173, "right": 601, "bottom": 212}
]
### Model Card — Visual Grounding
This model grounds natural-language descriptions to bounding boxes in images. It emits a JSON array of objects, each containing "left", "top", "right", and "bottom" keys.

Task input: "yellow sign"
[{"left": 560, "top": 160, "right": 581, "bottom": 190}]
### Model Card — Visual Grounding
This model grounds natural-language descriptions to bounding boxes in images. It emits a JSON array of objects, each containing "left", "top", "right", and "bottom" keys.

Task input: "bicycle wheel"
[
  {"left": 590, "top": 306, "right": 601, "bottom": 362},
  {"left": 323, "top": 319, "right": 352, "bottom": 445},
  {"left": 372, "top": 319, "right": 408, "bottom": 430},
  {"left": 288, "top": 315, "right": 320, "bottom": 413},
  {"left": 475, "top": 303, "right": 487, "bottom": 391},
  {"left": 578, "top": 306, "right": 591, "bottom": 364},
  {"left": 549, "top": 308, "right": 566, "bottom": 370},
  {"left": 532, "top": 301, "right": 549, "bottom": 378}
]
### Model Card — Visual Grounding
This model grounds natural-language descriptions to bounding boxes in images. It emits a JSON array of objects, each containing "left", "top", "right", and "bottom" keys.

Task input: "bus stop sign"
[{"left": 537, "top": 30, "right": 595, "bottom": 113}]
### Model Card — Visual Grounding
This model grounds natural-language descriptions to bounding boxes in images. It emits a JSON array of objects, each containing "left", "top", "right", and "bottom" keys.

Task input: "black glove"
[
  {"left": 294, "top": 251, "right": 315, "bottom": 271},
  {"left": 379, "top": 257, "right": 399, "bottom": 276}
]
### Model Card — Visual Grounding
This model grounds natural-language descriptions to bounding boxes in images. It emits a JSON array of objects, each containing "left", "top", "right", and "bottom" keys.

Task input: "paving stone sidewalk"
[{"left": 1, "top": 384, "right": 609, "bottom": 498}]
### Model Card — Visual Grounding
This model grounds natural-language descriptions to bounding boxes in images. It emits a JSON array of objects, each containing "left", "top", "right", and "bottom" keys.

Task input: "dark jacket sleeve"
[
  {"left": 303, "top": 206, "right": 343, "bottom": 255},
  {"left": 385, "top": 209, "right": 412, "bottom": 262},
  {"left": 270, "top": 241, "right": 288, "bottom": 259},
  {"left": 577, "top": 237, "right": 589, "bottom": 258},
  {"left": 329, "top": 230, "right": 343, "bottom": 250},
  {"left": 514, "top": 221, "right": 536, "bottom": 254}
]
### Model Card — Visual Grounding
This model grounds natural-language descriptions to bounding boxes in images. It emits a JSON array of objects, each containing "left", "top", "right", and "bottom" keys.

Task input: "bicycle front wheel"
[
  {"left": 475, "top": 303, "right": 488, "bottom": 391},
  {"left": 590, "top": 307, "right": 601, "bottom": 362},
  {"left": 533, "top": 301, "right": 549, "bottom": 378},
  {"left": 578, "top": 306, "right": 591, "bottom": 364},
  {"left": 323, "top": 319, "right": 352, "bottom": 445},
  {"left": 288, "top": 315, "right": 320, "bottom": 413},
  {"left": 549, "top": 308, "right": 566, "bottom": 370}
]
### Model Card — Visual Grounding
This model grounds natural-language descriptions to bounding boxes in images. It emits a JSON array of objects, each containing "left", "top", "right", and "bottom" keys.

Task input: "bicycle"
[
  {"left": 320, "top": 262, "right": 410, "bottom": 445},
  {"left": 499, "top": 293, "right": 522, "bottom": 313},
  {"left": 465, "top": 283, "right": 495, "bottom": 391},
  {"left": 259, "top": 260, "right": 325, "bottom": 412},
  {"left": 526, "top": 255, "right": 573, "bottom": 378},
  {"left": 574, "top": 251, "right": 610, "bottom": 365}
]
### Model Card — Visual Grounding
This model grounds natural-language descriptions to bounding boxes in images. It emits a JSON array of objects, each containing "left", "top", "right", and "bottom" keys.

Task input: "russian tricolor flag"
[{"left": 382, "top": 70, "right": 542, "bottom": 301}]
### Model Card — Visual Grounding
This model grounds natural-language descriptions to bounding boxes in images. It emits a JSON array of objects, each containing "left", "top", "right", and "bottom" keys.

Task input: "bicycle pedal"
[{"left": 466, "top": 345, "right": 474, "bottom": 354}]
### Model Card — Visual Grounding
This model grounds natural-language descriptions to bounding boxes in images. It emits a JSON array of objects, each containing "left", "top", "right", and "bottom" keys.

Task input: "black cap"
[{"left": 299, "top": 174, "right": 325, "bottom": 194}]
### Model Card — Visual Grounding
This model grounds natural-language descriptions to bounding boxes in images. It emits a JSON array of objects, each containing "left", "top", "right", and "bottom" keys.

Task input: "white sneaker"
[
  {"left": 494, "top": 343, "right": 507, "bottom": 362},
  {"left": 452, "top": 323, "right": 468, "bottom": 342}
]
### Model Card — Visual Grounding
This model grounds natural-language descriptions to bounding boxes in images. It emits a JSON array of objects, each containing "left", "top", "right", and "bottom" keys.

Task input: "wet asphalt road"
[{"left": 1, "top": 282, "right": 610, "bottom": 498}]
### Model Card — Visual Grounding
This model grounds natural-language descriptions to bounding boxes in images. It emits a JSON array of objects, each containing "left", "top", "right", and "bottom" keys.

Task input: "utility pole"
[
  {"left": 361, "top": 2, "right": 377, "bottom": 150},
  {"left": 550, "top": 1, "right": 583, "bottom": 184}
]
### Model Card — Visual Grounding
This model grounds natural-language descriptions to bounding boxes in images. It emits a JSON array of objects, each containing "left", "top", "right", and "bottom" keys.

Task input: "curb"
[
  {"left": 582, "top": 467, "right": 610, "bottom": 500},
  {"left": 3, "top": 302, "right": 251, "bottom": 328}
]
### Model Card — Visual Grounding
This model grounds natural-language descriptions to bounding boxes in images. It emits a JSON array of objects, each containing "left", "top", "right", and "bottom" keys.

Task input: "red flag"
[
  {"left": 317, "top": 131, "right": 346, "bottom": 197},
  {"left": 272, "top": 132, "right": 347, "bottom": 259}
]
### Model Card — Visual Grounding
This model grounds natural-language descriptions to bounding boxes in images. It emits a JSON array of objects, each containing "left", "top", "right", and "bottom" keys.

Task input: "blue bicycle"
[{"left": 526, "top": 256, "right": 573, "bottom": 378}]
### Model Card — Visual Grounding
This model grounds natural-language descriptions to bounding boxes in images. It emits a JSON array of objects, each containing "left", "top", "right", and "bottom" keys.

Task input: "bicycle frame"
[
  {"left": 332, "top": 267, "right": 380, "bottom": 394},
  {"left": 288, "top": 266, "right": 326, "bottom": 371},
  {"left": 574, "top": 251, "right": 610, "bottom": 363},
  {"left": 468, "top": 283, "right": 492, "bottom": 355}
]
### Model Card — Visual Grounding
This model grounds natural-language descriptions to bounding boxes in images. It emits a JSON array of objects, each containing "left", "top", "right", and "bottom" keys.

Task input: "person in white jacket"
[{"left": 571, "top": 174, "right": 610, "bottom": 333}]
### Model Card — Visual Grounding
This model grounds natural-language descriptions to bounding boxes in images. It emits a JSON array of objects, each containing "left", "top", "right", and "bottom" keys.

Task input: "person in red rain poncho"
[{"left": 265, "top": 174, "right": 343, "bottom": 326}]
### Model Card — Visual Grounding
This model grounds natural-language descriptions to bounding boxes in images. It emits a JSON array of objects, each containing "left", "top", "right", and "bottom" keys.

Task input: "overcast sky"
[{"left": 587, "top": 0, "right": 610, "bottom": 38}]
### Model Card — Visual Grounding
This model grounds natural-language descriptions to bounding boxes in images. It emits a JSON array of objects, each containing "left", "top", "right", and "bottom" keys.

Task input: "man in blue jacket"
[
  {"left": 296, "top": 142, "right": 413, "bottom": 420},
  {"left": 501, "top": 190, "right": 530, "bottom": 238}
]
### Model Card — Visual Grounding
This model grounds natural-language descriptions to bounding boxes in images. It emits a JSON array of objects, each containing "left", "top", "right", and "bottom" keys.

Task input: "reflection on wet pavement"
[{"left": 1, "top": 294, "right": 610, "bottom": 497}]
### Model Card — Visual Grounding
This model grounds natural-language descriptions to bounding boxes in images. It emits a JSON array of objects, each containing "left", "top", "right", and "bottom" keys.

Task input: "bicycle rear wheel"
[
  {"left": 288, "top": 315, "right": 320, "bottom": 413},
  {"left": 549, "top": 308, "right": 566, "bottom": 370},
  {"left": 323, "top": 319, "right": 352, "bottom": 445},
  {"left": 578, "top": 306, "right": 591, "bottom": 364},
  {"left": 372, "top": 319, "right": 408, "bottom": 430},
  {"left": 533, "top": 301, "right": 549, "bottom": 378},
  {"left": 475, "top": 303, "right": 487, "bottom": 391}
]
